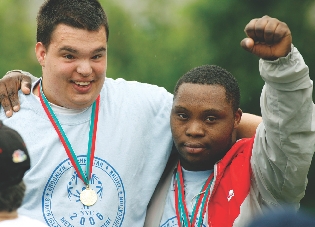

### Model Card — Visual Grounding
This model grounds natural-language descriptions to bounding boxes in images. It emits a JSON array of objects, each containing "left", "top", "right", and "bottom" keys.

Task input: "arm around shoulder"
[
  {"left": 236, "top": 113, "right": 262, "bottom": 139},
  {"left": 0, "top": 70, "right": 36, "bottom": 117}
]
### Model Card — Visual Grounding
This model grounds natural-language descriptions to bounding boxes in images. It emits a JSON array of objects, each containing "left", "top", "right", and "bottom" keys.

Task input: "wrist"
[
  {"left": 5, "top": 69, "right": 24, "bottom": 76},
  {"left": 5, "top": 70, "right": 37, "bottom": 83}
]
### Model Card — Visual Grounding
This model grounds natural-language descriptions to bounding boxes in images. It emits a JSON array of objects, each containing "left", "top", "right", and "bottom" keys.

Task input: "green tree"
[
  {"left": 0, "top": 0, "right": 39, "bottom": 77},
  {"left": 1, "top": 0, "right": 315, "bottom": 213},
  {"left": 180, "top": 0, "right": 315, "bottom": 212}
]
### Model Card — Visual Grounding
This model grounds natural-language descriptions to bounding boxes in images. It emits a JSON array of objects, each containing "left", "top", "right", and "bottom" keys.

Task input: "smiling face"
[
  {"left": 35, "top": 24, "right": 107, "bottom": 109},
  {"left": 171, "top": 83, "right": 242, "bottom": 171}
]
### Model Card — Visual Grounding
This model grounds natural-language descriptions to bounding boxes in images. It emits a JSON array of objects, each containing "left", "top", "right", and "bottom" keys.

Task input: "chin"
[
  {"left": 181, "top": 158, "right": 213, "bottom": 171},
  {"left": 69, "top": 96, "right": 96, "bottom": 109}
]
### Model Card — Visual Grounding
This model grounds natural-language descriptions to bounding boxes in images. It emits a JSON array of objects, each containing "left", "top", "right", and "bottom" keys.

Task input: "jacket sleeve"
[{"left": 251, "top": 45, "right": 315, "bottom": 209}]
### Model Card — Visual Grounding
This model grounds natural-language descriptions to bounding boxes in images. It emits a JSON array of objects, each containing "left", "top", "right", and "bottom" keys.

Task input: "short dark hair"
[
  {"left": 0, "top": 181, "right": 26, "bottom": 212},
  {"left": 37, "top": 0, "right": 109, "bottom": 48},
  {"left": 174, "top": 65, "right": 240, "bottom": 112}
]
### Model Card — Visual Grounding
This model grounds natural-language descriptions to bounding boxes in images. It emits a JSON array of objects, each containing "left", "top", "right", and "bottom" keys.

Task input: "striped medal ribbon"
[
  {"left": 174, "top": 161, "right": 214, "bottom": 227},
  {"left": 39, "top": 81, "right": 100, "bottom": 206}
]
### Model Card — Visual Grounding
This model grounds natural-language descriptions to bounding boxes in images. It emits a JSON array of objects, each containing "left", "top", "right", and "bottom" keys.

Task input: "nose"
[
  {"left": 77, "top": 60, "right": 92, "bottom": 77},
  {"left": 185, "top": 121, "right": 205, "bottom": 137}
]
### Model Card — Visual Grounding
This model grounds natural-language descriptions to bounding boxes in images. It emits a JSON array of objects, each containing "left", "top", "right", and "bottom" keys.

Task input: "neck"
[
  {"left": 179, "top": 158, "right": 214, "bottom": 171},
  {"left": 33, "top": 82, "right": 40, "bottom": 97},
  {"left": 0, "top": 211, "right": 18, "bottom": 222},
  {"left": 34, "top": 81, "right": 89, "bottom": 113}
]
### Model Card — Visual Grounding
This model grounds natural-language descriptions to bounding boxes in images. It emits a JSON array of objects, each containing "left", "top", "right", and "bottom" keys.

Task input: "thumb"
[
  {"left": 20, "top": 76, "right": 32, "bottom": 95},
  {"left": 240, "top": 38, "right": 254, "bottom": 52}
]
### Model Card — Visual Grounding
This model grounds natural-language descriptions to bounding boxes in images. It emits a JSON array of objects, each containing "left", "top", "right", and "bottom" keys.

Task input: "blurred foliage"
[
  {"left": 1, "top": 0, "right": 315, "bottom": 214},
  {"left": 0, "top": 1, "right": 38, "bottom": 76}
]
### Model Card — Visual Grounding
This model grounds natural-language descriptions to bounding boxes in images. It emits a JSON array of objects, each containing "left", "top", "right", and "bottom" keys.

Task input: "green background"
[{"left": 1, "top": 0, "right": 315, "bottom": 214}]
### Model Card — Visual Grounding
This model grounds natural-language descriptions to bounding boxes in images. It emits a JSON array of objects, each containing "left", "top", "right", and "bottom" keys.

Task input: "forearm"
[
  {"left": 252, "top": 45, "right": 315, "bottom": 205},
  {"left": 236, "top": 113, "right": 262, "bottom": 139}
]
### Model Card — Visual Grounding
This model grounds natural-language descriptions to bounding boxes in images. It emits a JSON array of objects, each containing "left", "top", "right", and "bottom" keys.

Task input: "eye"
[
  {"left": 178, "top": 113, "right": 188, "bottom": 120},
  {"left": 64, "top": 54, "right": 74, "bottom": 60},
  {"left": 92, "top": 54, "right": 103, "bottom": 60},
  {"left": 206, "top": 116, "right": 217, "bottom": 122}
]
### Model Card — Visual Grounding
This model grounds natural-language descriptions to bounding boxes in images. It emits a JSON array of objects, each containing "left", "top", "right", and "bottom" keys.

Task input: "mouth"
[
  {"left": 183, "top": 142, "right": 206, "bottom": 154},
  {"left": 74, "top": 81, "right": 92, "bottom": 86},
  {"left": 71, "top": 80, "right": 94, "bottom": 94}
]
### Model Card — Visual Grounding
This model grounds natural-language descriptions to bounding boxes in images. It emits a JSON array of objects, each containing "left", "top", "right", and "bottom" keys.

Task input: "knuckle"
[
  {"left": 264, "top": 29, "right": 274, "bottom": 36},
  {"left": 22, "top": 75, "right": 32, "bottom": 83},
  {"left": 11, "top": 100, "right": 19, "bottom": 107},
  {"left": 0, "top": 93, "right": 7, "bottom": 101},
  {"left": 273, "top": 33, "right": 282, "bottom": 41},
  {"left": 0, "top": 97, "right": 9, "bottom": 109},
  {"left": 279, "top": 22, "right": 289, "bottom": 30},
  {"left": 255, "top": 23, "right": 264, "bottom": 32},
  {"left": 7, "top": 90, "right": 16, "bottom": 99},
  {"left": 244, "top": 26, "right": 255, "bottom": 35},
  {"left": 3, "top": 75, "right": 13, "bottom": 83}
]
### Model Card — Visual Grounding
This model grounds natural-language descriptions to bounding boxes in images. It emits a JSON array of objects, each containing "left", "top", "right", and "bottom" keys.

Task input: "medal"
[
  {"left": 39, "top": 81, "right": 100, "bottom": 206},
  {"left": 80, "top": 186, "right": 98, "bottom": 206},
  {"left": 174, "top": 161, "right": 214, "bottom": 227}
]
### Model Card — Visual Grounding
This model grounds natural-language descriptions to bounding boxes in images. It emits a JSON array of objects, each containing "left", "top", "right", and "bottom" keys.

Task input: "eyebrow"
[
  {"left": 174, "top": 105, "right": 224, "bottom": 114},
  {"left": 92, "top": 47, "right": 107, "bottom": 54},
  {"left": 203, "top": 109, "right": 225, "bottom": 115},
  {"left": 58, "top": 46, "right": 106, "bottom": 54}
]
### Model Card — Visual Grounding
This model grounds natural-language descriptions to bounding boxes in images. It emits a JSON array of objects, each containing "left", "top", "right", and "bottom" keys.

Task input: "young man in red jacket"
[{"left": 145, "top": 16, "right": 315, "bottom": 227}]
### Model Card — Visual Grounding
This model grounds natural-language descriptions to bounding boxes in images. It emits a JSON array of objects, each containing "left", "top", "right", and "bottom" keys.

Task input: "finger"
[
  {"left": 254, "top": 17, "right": 270, "bottom": 42},
  {"left": 2, "top": 76, "right": 21, "bottom": 112},
  {"left": 8, "top": 87, "right": 20, "bottom": 112},
  {"left": 263, "top": 19, "right": 279, "bottom": 44},
  {"left": 20, "top": 75, "right": 32, "bottom": 95},
  {"left": 0, "top": 82, "right": 13, "bottom": 117},
  {"left": 240, "top": 38, "right": 255, "bottom": 52},
  {"left": 273, "top": 21, "right": 291, "bottom": 43},
  {"left": 244, "top": 18, "right": 259, "bottom": 40}
]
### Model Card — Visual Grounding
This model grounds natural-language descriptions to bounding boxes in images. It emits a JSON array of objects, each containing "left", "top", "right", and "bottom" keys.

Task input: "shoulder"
[
  {"left": 104, "top": 77, "right": 171, "bottom": 93},
  {"left": 101, "top": 77, "right": 173, "bottom": 109}
]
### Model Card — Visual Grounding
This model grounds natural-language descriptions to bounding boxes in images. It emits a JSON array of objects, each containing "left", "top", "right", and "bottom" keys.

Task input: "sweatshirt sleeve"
[{"left": 251, "top": 45, "right": 315, "bottom": 209}]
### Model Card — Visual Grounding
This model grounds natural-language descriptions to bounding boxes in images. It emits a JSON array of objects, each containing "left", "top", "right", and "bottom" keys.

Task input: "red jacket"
[
  {"left": 144, "top": 137, "right": 255, "bottom": 227},
  {"left": 207, "top": 137, "right": 254, "bottom": 226}
]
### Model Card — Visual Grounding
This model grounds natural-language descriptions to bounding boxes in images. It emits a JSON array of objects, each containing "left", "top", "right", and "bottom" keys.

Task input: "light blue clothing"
[
  {"left": 0, "top": 77, "right": 173, "bottom": 227},
  {"left": 160, "top": 168, "right": 213, "bottom": 227},
  {"left": 0, "top": 215, "right": 48, "bottom": 227}
]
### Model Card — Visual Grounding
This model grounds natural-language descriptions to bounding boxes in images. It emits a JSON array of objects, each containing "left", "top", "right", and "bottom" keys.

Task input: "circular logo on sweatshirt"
[{"left": 42, "top": 156, "right": 125, "bottom": 226}]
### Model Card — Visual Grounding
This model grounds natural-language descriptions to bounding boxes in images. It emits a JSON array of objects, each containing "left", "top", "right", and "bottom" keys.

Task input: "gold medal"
[{"left": 80, "top": 187, "right": 98, "bottom": 206}]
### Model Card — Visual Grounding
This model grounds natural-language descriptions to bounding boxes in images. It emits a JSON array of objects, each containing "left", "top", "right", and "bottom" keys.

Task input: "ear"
[
  {"left": 35, "top": 42, "right": 47, "bottom": 67},
  {"left": 233, "top": 108, "right": 242, "bottom": 129}
]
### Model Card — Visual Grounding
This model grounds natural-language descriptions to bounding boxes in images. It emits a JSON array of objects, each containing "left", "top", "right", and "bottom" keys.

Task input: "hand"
[
  {"left": 240, "top": 15, "right": 292, "bottom": 60},
  {"left": 0, "top": 71, "right": 32, "bottom": 117}
]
